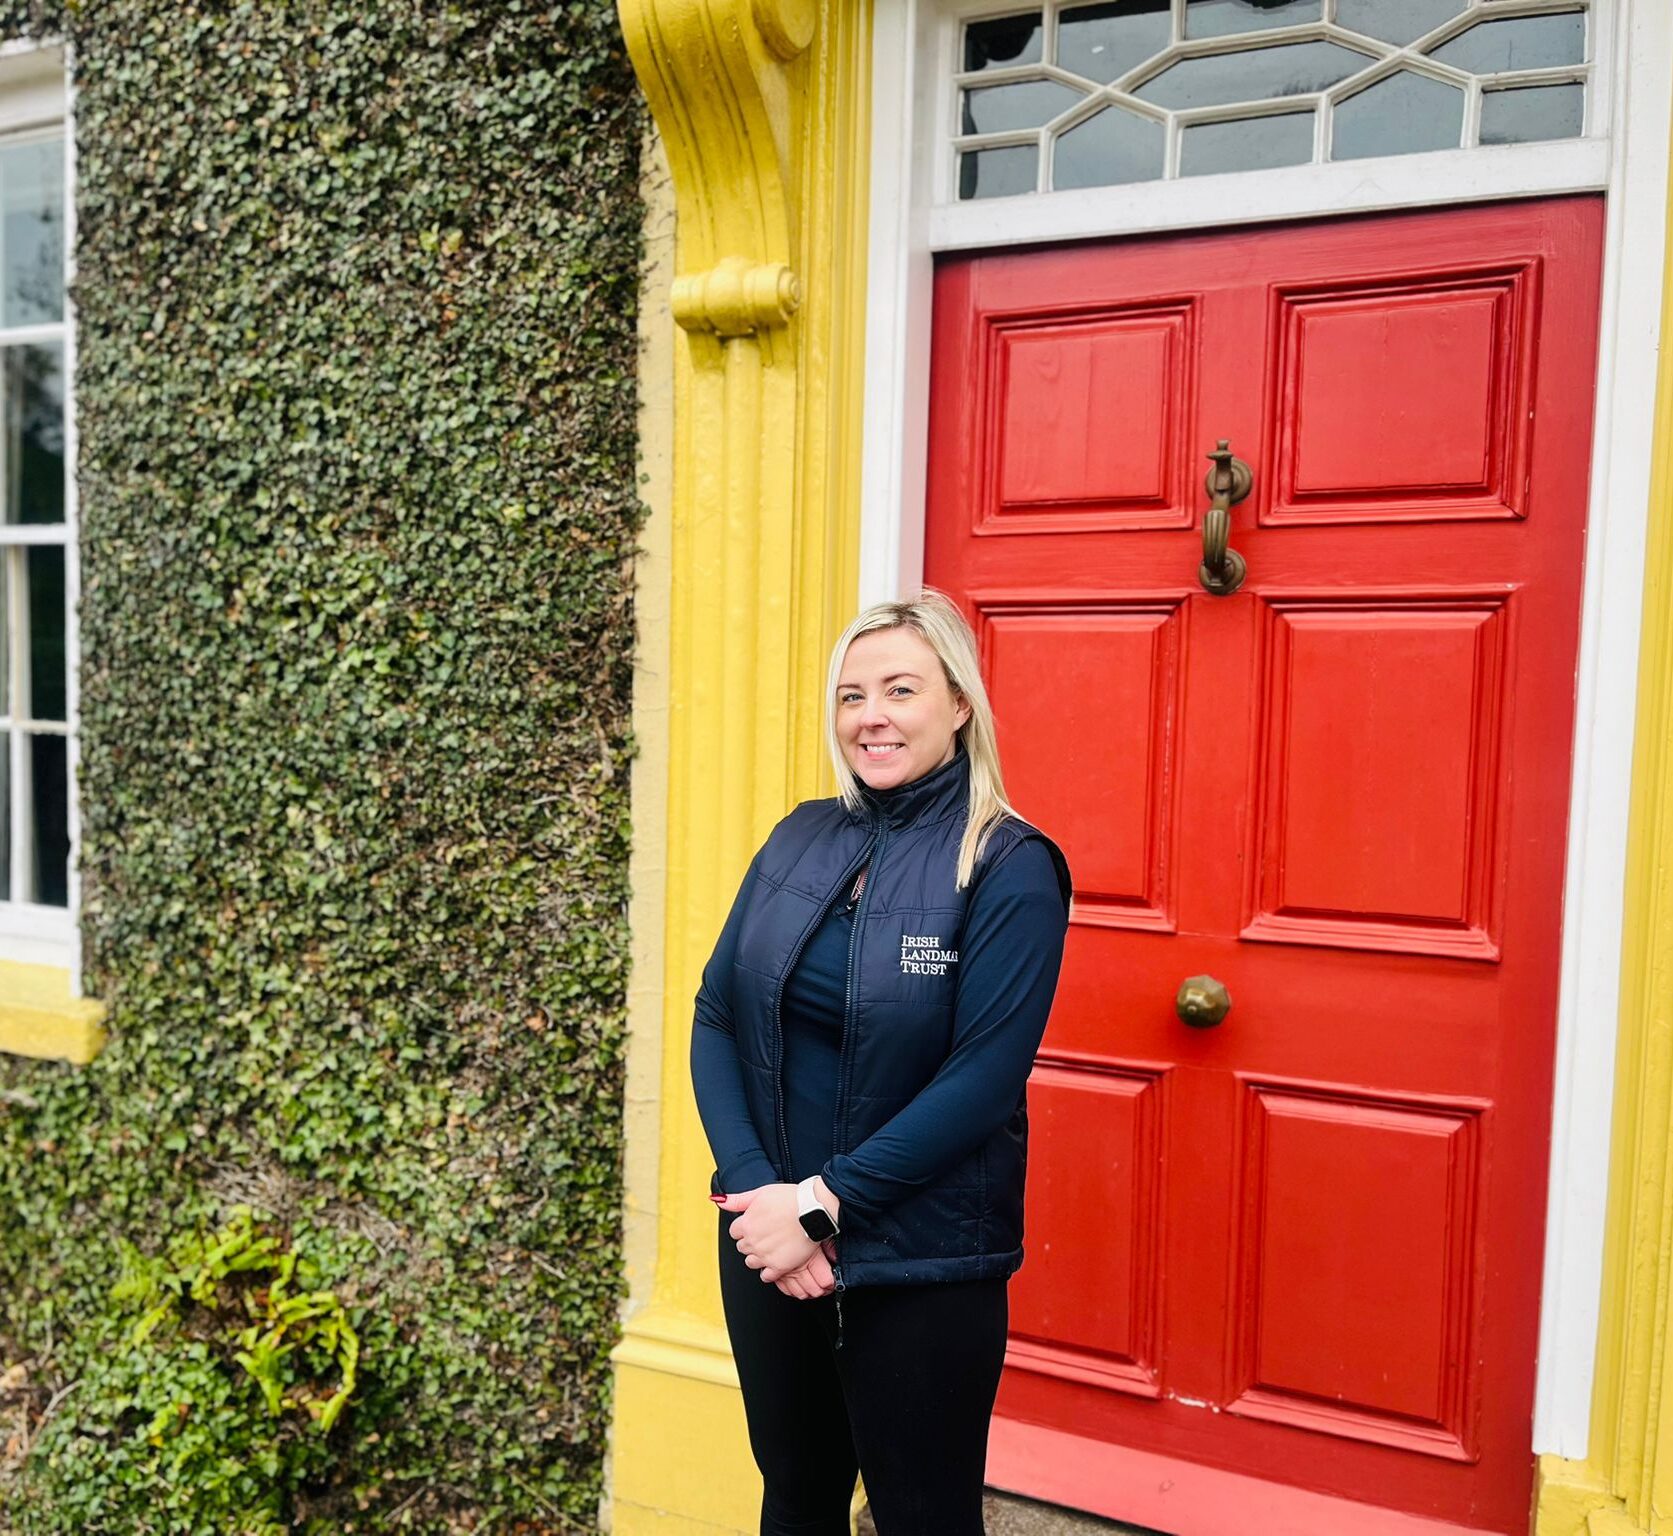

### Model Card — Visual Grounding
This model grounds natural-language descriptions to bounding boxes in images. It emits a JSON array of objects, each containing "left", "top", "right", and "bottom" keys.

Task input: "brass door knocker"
[{"left": 1200, "top": 440, "right": 1251, "bottom": 596}]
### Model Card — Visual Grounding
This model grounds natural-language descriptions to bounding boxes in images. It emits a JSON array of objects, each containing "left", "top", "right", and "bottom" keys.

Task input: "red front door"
[{"left": 926, "top": 198, "right": 1603, "bottom": 1536}]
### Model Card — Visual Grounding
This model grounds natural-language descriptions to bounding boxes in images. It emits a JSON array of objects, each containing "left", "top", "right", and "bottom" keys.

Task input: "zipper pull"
[
  {"left": 845, "top": 863, "right": 868, "bottom": 912},
  {"left": 832, "top": 1261, "right": 846, "bottom": 1351}
]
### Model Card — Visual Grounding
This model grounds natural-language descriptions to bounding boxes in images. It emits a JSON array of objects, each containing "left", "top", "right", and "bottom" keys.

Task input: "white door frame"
[{"left": 858, "top": 0, "right": 1673, "bottom": 1460}]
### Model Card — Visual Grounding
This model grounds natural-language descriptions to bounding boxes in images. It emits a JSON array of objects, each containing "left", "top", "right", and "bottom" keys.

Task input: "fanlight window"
[{"left": 956, "top": 0, "right": 1591, "bottom": 199}]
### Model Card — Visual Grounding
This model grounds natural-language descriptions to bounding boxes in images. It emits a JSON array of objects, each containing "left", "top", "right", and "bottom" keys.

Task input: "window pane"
[
  {"left": 963, "top": 79, "right": 1085, "bottom": 135},
  {"left": 1186, "top": 0, "right": 1322, "bottom": 40},
  {"left": 1335, "top": 0, "right": 1463, "bottom": 47},
  {"left": 1430, "top": 14, "right": 1585, "bottom": 74},
  {"left": 0, "top": 733, "right": 10, "bottom": 900},
  {"left": 1181, "top": 112, "right": 1314, "bottom": 175},
  {"left": 1333, "top": 70, "right": 1464, "bottom": 160},
  {"left": 27, "top": 544, "right": 63, "bottom": 723},
  {"left": 1058, "top": 1, "right": 1171, "bottom": 85},
  {"left": 959, "top": 144, "right": 1039, "bottom": 199},
  {"left": 964, "top": 12, "right": 1043, "bottom": 72},
  {"left": 1136, "top": 41, "right": 1371, "bottom": 109},
  {"left": 0, "top": 552, "right": 10, "bottom": 721},
  {"left": 1480, "top": 83, "right": 1585, "bottom": 144},
  {"left": 1053, "top": 106, "right": 1165, "bottom": 189},
  {"left": 0, "top": 137, "right": 63, "bottom": 329},
  {"left": 27, "top": 730, "right": 65, "bottom": 906},
  {"left": 3, "top": 341, "right": 64, "bottom": 525}
]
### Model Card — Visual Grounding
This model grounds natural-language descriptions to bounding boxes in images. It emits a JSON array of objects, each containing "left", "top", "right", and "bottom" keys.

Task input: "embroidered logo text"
[{"left": 900, "top": 933, "right": 959, "bottom": 976}]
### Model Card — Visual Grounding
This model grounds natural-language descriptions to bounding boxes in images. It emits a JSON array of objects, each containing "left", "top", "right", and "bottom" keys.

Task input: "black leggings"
[{"left": 717, "top": 1211, "right": 1009, "bottom": 1536}]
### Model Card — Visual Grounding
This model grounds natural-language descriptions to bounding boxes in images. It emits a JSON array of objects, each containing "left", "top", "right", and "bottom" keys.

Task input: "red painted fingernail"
[{"left": 710, "top": 1194, "right": 726, "bottom": 1204}]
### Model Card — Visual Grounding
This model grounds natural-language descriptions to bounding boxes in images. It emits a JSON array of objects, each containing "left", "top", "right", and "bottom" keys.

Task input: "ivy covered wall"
[{"left": 0, "top": 2, "right": 644, "bottom": 1530}]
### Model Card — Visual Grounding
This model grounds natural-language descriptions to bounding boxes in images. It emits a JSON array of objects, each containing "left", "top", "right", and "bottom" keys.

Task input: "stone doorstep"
[{"left": 855, "top": 1489, "right": 1164, "bottom": 1535}]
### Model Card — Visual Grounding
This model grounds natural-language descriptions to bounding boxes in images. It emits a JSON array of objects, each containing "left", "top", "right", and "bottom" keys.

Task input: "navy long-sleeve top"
[
  {"left": 780, "top": 867, "right": 861, "bottom": 1184},
  {"left": 693, "top": 816, "right": 1067, "bottom": 1210}
]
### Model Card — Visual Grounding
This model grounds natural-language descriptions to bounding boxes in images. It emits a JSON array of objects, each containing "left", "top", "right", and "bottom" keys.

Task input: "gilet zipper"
[
  {"left": 829, "top": 817, "right": 887, "bottom": 1353},
  {"left": 833, "top": 818, "right": 886, "bottom": 1160},
  {"left": 770, "top": 832, "right": 878, "bottom": 1183}
]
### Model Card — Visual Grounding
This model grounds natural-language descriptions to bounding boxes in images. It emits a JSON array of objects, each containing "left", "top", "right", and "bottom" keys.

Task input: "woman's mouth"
[{"left": 860, "top": 743, "right": 904, "bottom": 759}]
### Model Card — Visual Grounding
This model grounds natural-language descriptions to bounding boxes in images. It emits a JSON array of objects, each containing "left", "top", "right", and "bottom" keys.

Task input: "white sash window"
[{"left": 0, "top": 45, "right": 75, "bottom": 970}]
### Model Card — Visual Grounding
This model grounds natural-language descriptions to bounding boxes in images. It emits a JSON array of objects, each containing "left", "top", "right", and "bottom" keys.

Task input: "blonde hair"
[{"left": 824, "top": 589, "right": 1019, "bottom": 890}]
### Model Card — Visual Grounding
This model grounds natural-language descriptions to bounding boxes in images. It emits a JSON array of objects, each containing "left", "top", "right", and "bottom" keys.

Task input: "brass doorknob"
[{"left": 1175, "top": 974, "right": 1232, "bottom": 1027}]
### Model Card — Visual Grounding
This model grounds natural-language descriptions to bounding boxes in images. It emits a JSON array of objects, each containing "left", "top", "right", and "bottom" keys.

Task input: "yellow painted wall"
[
  {"left": 606, "top": 1, "right": 871, "bottom": 1530},
  {"left": 606, "top": 119, "right": 681, "bottom": 1523}
]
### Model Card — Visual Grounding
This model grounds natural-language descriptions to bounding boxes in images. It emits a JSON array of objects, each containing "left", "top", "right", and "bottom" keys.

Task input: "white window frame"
[
  {"left": 0, "top": 39, "right": 78, "bottom": 979},
  {"left": 860, "top": 0, "right": 1669, "bottom": 1461}
]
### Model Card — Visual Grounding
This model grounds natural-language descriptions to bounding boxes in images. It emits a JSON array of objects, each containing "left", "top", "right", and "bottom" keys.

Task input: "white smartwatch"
[{"left": 796, "top": 1176, "right": 840, "bottom": 1241}]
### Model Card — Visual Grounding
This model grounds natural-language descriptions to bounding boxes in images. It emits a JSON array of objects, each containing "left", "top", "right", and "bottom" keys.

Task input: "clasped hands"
[{"left": 713, "top": 1179, "right": 842, "bottom": 1301}]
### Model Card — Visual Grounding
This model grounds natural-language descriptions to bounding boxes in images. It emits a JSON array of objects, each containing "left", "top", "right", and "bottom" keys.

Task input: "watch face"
[{"left": 799, "top": 1208, "right": 837, "bottom": 1242}]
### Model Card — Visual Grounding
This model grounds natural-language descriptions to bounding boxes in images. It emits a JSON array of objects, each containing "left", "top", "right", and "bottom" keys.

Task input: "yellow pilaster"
[
  {"left": 607, "top": 1, "right": 870, "bottom": 1529},
  {"left": 1536, "top": 125, "right": 1673, "bottom": 1536}
]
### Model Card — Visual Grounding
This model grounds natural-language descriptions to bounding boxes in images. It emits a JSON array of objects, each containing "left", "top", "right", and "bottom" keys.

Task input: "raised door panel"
[
  {"left": 981, "top": 599, "right": 1186, "bottom": 931},
  {"left": 1265, "top": 264, "right": 1539, "bottom": 526},
  {"left": 1227, "top": 1080, "right": 1485, "bottom": 1461},
  {"left": 1244, "top": 592, "right": 1510, "bottom": 960},
  {"left": 977, "top": 300, "right": 1199, "bottom": 533},
  {"left": 1009, "top": 1061, "right": 1167, "bottom": 1398}
]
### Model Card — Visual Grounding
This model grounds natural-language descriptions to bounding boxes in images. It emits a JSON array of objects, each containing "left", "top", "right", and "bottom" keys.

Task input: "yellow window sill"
[{"left": 0, "top": 959, "right": 106, "bottom": 1064}]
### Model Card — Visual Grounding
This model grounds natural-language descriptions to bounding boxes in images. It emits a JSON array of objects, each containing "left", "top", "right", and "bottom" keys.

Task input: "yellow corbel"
[{"left": 618, "top": 0, "right": 813, "bottom": 302}]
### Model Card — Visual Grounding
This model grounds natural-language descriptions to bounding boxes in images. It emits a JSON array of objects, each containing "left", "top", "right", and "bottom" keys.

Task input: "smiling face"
[{"left": 835, "top": 625, "right": 972, "bottom": 793}]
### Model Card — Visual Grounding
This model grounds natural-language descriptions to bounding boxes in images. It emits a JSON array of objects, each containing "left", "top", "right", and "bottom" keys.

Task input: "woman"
[{"left": 690, "top": 590, "right": 1072, "bottom": 1536}]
